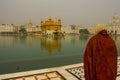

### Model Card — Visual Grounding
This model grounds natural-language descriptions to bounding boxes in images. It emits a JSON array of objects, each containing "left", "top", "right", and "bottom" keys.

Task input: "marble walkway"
[{"left": 0, "top": 57, "right": 120, "bottom": 80}]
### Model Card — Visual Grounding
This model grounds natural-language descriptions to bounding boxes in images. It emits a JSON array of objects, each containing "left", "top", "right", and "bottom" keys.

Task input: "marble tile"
[
  {"left": 66, "top": 66, "right": 85, "bottom": 80},
  {"left": 24, "top": 76, "right": 35, "bottom": 80},
  {"left": 5, "top": 71, "right": 66, "bottom": 80},
  {"left": 10, "top": 78, "right": 23, "bottom": 80},
  {"left": 117, "top": 58, "right": 120, "bottom": 75},
  {"left": 46, "top": 72, "right": 58, "bottom": 78},
  {"left": 50, "top": 77, "right": 62, "bottom": 80},
  {"left": 36, "top": 75, "right": 48, "bottom": 80}
]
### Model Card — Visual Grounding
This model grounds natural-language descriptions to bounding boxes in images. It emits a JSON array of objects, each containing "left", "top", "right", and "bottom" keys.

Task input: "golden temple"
[{"left": 40, "top": 17, "right": 61, "bottom": 35}]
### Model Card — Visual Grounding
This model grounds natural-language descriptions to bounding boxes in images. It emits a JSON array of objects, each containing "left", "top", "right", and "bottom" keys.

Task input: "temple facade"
[{"left": 40, "top": 17, "right": 61, "bottom": 35}]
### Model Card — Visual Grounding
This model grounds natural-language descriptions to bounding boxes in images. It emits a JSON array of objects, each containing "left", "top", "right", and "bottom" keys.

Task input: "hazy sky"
[{"left": 0, "top": 0, "right": 120, "bottom": 26}]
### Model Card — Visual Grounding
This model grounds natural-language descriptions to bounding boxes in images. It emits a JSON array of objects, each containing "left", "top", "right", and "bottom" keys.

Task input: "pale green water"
[{"left": 0, "top": 35, "right": 119, "bottom": 74}]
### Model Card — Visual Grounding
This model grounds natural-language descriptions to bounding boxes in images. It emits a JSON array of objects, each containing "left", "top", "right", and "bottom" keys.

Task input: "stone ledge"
[{"left": 0, "top": 57, "right": 120, "bottom": 80}]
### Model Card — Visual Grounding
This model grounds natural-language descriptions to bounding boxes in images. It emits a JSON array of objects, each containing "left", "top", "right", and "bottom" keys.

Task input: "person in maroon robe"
[{"left": 84, "top": 24, "right": 118, "bottom": 80}]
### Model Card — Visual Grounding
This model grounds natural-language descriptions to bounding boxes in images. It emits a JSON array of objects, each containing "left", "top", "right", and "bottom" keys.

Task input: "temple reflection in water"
[
  {"left": 40, "top": 36, "right": 61, "bottom": 54},
  {"left": 0, "top": 35, "right": 119, "bottom": 56}
]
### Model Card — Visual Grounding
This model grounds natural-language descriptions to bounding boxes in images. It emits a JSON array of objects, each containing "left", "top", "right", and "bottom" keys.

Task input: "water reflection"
[
  {"left": 70, "top": 35, "right": 78, "bottom": 45},
  {"left": 14, "top": 35, "right": 41, "bottom": 47},
  {"left": 40, "top": 36, "right": 61, "bottom": 54},
  {"left": 0, "top": 35, "right": 62, "bottom": 54},
  {"left": 0, "top": 35, "right": 15, "bottom": 47},
  {"left": 79, "top": 35, "right": 90, "bottom": 40},
  {"left": 0, "top": 35, "right": 119, "bottom": 55},
  {"left": 79, "top": 35, "right": 90, "bottom": 44}
]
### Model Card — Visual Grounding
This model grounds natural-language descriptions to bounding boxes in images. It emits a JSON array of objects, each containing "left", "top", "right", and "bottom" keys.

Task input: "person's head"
[{"left": 94, "top": 24, "right": 107, "bottom": 34}]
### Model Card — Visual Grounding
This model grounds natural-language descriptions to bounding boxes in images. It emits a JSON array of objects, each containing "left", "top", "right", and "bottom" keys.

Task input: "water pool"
[{"left": 0, "top": 35, "right": 119, "bottom": 74}]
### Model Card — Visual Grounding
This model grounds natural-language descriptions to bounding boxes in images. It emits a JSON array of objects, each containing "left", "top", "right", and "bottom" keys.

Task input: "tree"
[
  {"left": 19, "top": 28, "right": 27, "bottom": 34},
  {"left": 79, "top": 29, "right": 90, "bottom": 34}
]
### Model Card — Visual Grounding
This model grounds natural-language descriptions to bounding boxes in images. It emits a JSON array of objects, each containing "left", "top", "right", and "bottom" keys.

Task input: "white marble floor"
[{"left": 0, "top": 57, "right": 120, "bottom": 80}]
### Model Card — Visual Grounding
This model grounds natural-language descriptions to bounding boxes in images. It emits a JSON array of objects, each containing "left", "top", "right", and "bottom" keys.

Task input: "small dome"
[
  {"left": 48, "top": 16, "right": 52, "bottom": 21},
  {"left": 58, "top": 18, "right": 61, "bottom": 21},
  {"left": 28, "top": 20, "right": 32, "bottom": 25}
]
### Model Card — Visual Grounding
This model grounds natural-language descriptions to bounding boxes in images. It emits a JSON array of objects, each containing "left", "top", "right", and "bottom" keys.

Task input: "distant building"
[
  {"left": 61, "top": 25, "right": 78, "bottom": 34},
  {"left": 107, "top": 15, "right": 120, "bottom": 35},
  {"left": 40, "top": 17, "right": 61, "bottom": 35},
  {"left": 0, "top": 24, "right": 16, "bottom": 34},
  {"left": 62, "top": 25, "right": 90, "bottom": 35},
  {"left": 22, "top": 21, "right": 40, "bottom": 34}
]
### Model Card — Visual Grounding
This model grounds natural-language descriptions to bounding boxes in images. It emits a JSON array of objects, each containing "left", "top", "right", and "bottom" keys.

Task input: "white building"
[
  {"left": 0, "top": 24, "right": 15, "bottom": 34},
  {"left": 107, "top": 15, "right": 120, "bottom": 35},
  {"left": 62, "top": 25, "right": 86, "bottom": 34},
  {"left": 62, "top": 25, "right": 94, "bottom": 35},
  {"left": 24, "top": 21, "right": 40, "bottom": 33}
]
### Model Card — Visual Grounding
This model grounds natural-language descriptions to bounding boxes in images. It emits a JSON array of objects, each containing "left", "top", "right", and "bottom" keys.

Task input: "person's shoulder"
[
  {"left": 87, "top": 35, "right": 98, "bottom": 46},
  {"left": 89, "top": 35, "right": 98, "bottom": 41}
]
